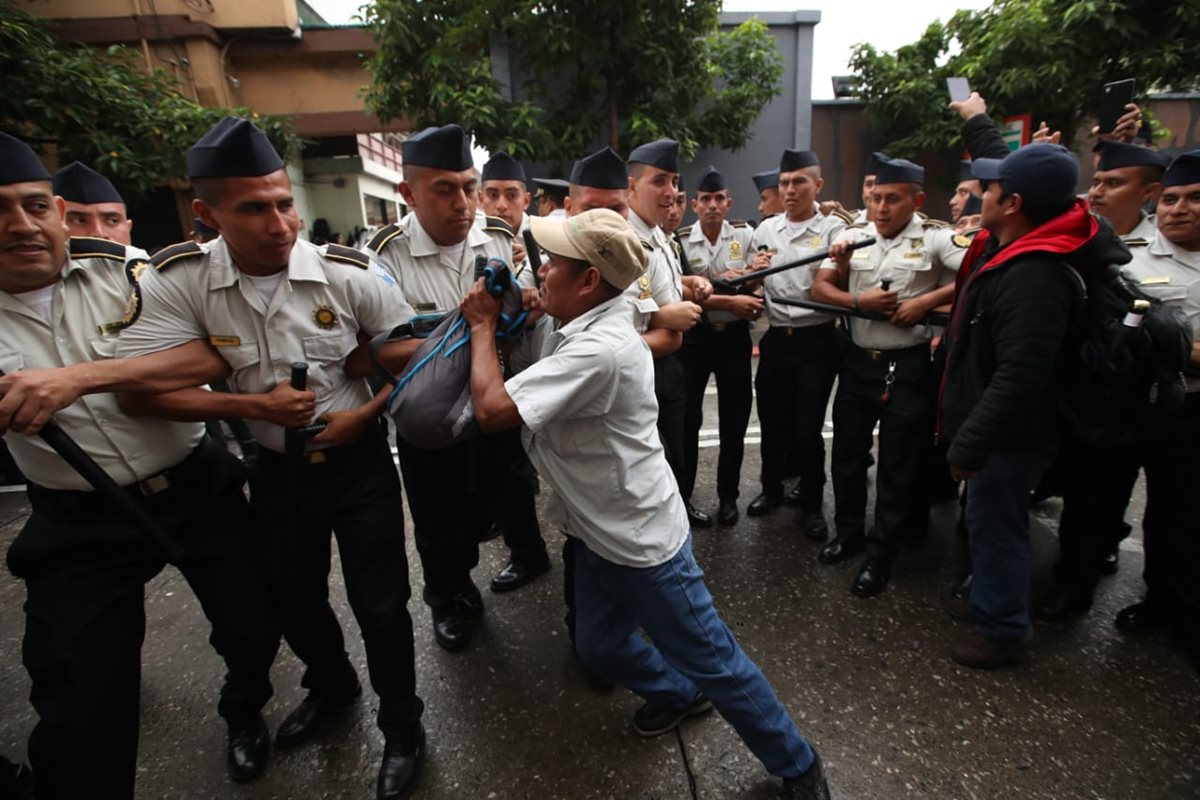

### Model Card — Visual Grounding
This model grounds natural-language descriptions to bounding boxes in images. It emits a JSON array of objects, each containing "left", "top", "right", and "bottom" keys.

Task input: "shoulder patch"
[
  {"left": 482, "top": 216, "right": 515, "bottom": 238},
  {"left": 324, "top": 243, "right": 370, "bottom": 269},
  {"left": 730, "top": 219, "right": 750, "bottom": 228},
  {"left": 846, "top": 222, "right": 869, "bottom": 230},
  {"left": 365, "top": 223, "right": 404, "bottom": 254},
  {"left": 831, "top": 208, "right": 855, "bottom": 225},
  {"left": 1122, "top": 237, "right": 1150, "bottom": 247},
  {"left": 952, "top": 234, "right": 972, "bottom": 248},
  {"left": 69, "top": 236, "right": 125, "bottom": 261},
  {"left": 99, "top": 257, "right": 154, "bottom": 335},
  {"left": 150, "top": 240, "right": 204, "bottom": 271},
  {"left": 678, "top": 225, "right": 694, "bottom": 238},
  {"left": 922, "top": 218, "right": 950, "bottom": 229}
]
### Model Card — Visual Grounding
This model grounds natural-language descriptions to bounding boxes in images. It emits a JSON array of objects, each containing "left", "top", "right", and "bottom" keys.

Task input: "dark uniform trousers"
[
  {"left": 754, "top": 322, "right": 840, "bottom": 508},
  {"left": 831, "top": 341, "right": 934, "bottom": 560},
  {"left": 7, "top": 436, "right": 280, "bottom": 800},
  {"left": 655, "top": 353, "right": 688, "bottom": 492},
  {"left": 678, "top": 321, "right": 753, "bottom": 502},
  {"left": 491, "top": 427, "right": 549, "bottom": 569},
  {"left": 250, "top": 423, "right": 422, "bottom": 739}
]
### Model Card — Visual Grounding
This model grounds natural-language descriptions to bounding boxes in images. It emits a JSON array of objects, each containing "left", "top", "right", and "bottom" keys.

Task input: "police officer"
[
  {"left": 949, "top": 160, "right": 983, "bottom": 225},
  {"left": 753, "top": 169, "right": 784, "bottom": 223},
  {"left": 747, "top": 150, "right": 846, "bottom": 539},
  {"left": 1103, "top": 151, "right": 1200, "bottom": 668},
  {"left": 0, "top": 132, "right": 281, "bottom": 796},
  {"left": 476, "top": 151, "right": 551, "bottom": 594},
  {"left": 677, "top": 167, "right": 761, "bottom": 525},
  {"left": 532, "top": 177, "right": 570, "bottom": 218},
  {"left": 51, "top": 161, "right": 134, "bottom": 245},
  {"left": 812, "top": 154, "right": 967, "bottom": 597},
  {"left": 626, "top": 139, "right": 706, "bottom": 505},
  {"left": 364, "top": 124, "right": 516, "bottom": 652},
  {"left": 1089, "top": 140, "right": 1169, "bottom": 241},
  {"left": 113, "top": 118, "right": 425, "bottom": 800}
]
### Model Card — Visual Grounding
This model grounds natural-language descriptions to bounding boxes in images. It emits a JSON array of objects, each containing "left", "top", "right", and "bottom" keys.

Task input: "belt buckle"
[
  {"left": 711, "top": 322, "right": 726, "bottom": 333},
  {"left": 139, "top": 473, "right": 170, "bottom": 496},
  {"left": 865, "top": 349, "right": 883, "bottom": 361},
  {"left": 783, "top": 327, "right": 793, "bottom": 336},
  {"left": 303, "top": 451, "right": 327, "bottom": 465}
]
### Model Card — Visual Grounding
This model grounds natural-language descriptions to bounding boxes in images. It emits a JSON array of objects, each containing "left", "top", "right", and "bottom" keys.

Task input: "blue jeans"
[
  {"left": 573, "top": 536, "right": 814, "bottom": 778},
  {"left": 965, "top": 442, "right": 1057, "bottom": 639}
]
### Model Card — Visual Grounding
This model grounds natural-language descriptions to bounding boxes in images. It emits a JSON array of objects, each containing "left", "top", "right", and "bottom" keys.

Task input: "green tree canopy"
[
  {"left": 363, "top": 0, "right": 783, "bottom": 167},
  {"left": 849, "top": 0, "right": 1200, "bottom": 158},
  {"left": 0, "top": 2, "right": 300, "bottom": 198}
]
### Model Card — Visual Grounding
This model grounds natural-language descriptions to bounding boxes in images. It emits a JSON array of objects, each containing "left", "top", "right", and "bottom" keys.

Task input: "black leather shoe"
[
  {"left": 818, "top": 534, "right": 864, "bottom": 565},
  {"left": 454, "top": 588, "right": 484, "bottom": 621},
  {"left": 1033, "top": 586, "right": 1093, "bottom": 623},
  {"left": 746, "top": 493, "right": 783, "bottom": 517},
  {"left": 632, "top": 693, "right": 712, "bottom": 737},
  {"left": 782, "top": 751, "right": 831, "bottom": 800},
  {"left": 799, "top": 508, "right": 828, "bottom": 542},
  {"left": 377, "top": 723, "right": 425, "bottom": 800},
  {"left": 0, "top": 756, "right": 34, "bottom": 800},
  {"left": 686, "top": 503, "right": 713, "bottom": 528},
  {"left": 784, "top": 483, "right": 805, "bottom": 507},
  {"left": 851, "top": 559, "right": 891, "bottom": 598},
  {"left": 950, "top": 572, "right": 972, "bottom": 601},
  {"left": 479, "top": 520, "right": 503, "bottom": 543},
  {"left": 491, "top": 559, "right": 551, "bottom": 593},
  {"left": 432, "top": 607, "right": 468, "bottom": 652},
  {"left": 227, "top": 716, "right": 270, "bottom": 783},
  {"left": 1115, "top": 599, "right": 1171, "bottom": 634},
  {"left": 276, "top": 683, "right": 362, "bottom": 749},
  {"left": 716, "top": 500, "right": 739, "bottom": 526},
  {"left": 1100, "top": 546, "right": 1120, "bottom": 576}
]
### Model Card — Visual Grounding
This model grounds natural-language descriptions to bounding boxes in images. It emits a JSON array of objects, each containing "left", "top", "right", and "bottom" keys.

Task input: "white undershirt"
[
  {"left": 437, "top": 240, "right": 468, "bottom": 271},
  {"left": 242, "top": 271, "right": 286, "bottom": 307},
  {"left": 13, "top": 284, "right": 56, "bottom": 324}
]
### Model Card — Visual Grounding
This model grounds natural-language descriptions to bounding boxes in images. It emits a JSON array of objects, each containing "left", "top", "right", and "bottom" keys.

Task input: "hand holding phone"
[
  {"left": 946, "top": 77, "right": 971, "bottom": 104},
  {"left": 1097, "top": 79, "right": 1135, "bottom": 134}
]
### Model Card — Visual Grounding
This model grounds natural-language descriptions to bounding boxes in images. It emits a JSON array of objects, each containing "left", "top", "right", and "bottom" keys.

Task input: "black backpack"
[{"left": 1058, "top": 261, "right": 1192, "bottom": 443}]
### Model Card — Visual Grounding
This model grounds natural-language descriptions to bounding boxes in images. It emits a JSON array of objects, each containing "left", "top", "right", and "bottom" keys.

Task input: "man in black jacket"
[{"left": 938, "top": 142, "right": 1129, "bottom": 668}]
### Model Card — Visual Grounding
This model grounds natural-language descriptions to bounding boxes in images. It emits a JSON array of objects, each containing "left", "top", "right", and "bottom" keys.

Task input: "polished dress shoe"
[
  {"left": 686, "top": 503, "right": 713, "bottom": 528},
  {"left": 746, "top": 492, "right": 783, "bottom": 517},
  {"left": 950, "top": 572, "right": 972, "bottom": 600},
  {"left": 782, "top": 751, "right": 831, "bottom": 800},
  {"left": 799, "top": 508, "right": 828, "bottom": 542},
  {"left": 943, "top": 591, "right": 974, "bottom": 622},
  {"left": 276, "top": 682, "right": 362, "bottom": 748},
  {"left": 1115, "top": 599, "right": 1171, "bottom": 634},
  {"left": 818, "top": 534, "right": 864, "bottom": 565},
  {"left": 1100, "top": 545, "right": 1120, "bottom": 576},
  {"left": 784, "top": 483, "right": 805, "bottom": 507},
  {"left": 454, "top": 588, "right": 485, "bottom": 620},
  {"left": 490, "top": 558, "right": 551, "bottom": 593},
  {"left": 377, "top": 723, "right": 425, "bottom": 800},
  {"left": 432, "top": 607, "right": 468, "bottom": 652},
  {"left": 950, "top": 629, "right": 1030, "bottom": 669},
  {"left": 850, "top": 558, "right": 891, "bottom": 598},
  {"left": 633, "top": 693, "right": 712, "bottom": 737},
  {"left": 227, "top": 716, "right": 270, "bottom": 783},
  {"left": 1033, "top": 585, "right": 1093, "bottom": 623},
  {"left": 716, "top": 500, "right": 739, "bottom": 526}
]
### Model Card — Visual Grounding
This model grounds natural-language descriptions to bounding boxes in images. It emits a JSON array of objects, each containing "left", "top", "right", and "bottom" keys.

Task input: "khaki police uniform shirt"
[
  {"left": 680, "top": 220, "right": 755, "bottom": 324},
  {"left": 623, "top": 213, "right": 680, "bottom": 333},
  {"left": 752, "top": 206, "right": 847, "bottom": 328},
  {"left": 364, "top": 212, "right": 513, "bottom": 316},
  {"left": 117, "top": 237, "right": 411, "bottom": 454},
  {"left": 505, "top": 296, "right": 690, "bottom": 568},
  {"left": 1123, "top": 213, "right": 1158, "bottom": 244},
  {"left": 821, "top": 216, "right": 967, "bottom": 350},
  {"left": 1121, "top": 229, "right": 1200, "bottom": 392},
  {"left": 0, "top": 242, "right": 202, "bottom": 490}
]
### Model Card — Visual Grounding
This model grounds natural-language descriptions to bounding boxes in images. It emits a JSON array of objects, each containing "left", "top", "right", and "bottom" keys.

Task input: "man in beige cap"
[{"left": 461, "top": 209, "right": 831, "bottom": 800}]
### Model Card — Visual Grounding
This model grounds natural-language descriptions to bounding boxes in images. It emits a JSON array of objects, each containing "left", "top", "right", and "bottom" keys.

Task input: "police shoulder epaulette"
[
  {"left": 678, "top": 224, "right": 694, "bottom": 238},
  {"left": 845, "top": 222, "right": 869, "bottom": 230},
  {"left": 365, "top": 223, "right": 404, "bottom": 253},
  {"left": 922, "top": 218, "right": 950, "bottom": 229},
  {"left": 916, "top": 210, "right": 930, "bottom": 221},
  {"left": 831, "top": 208, "right": 855, "bottom": 225},
  {"left": 730, "top": 219, "right": 750, "bottom": 228},
  {"left": 150, "top": 240, "right": 204, "bottom": 271},
  {"left": 1123, "top": 237, "right": 1150, "bottom": 247},
  {"left": 641, "top": 239, "right": 654, "bottom": 252},
  {"left": 482, "top": 216, "right": 514, "bottom": 237},
  {"left": 324, "top": 243, "right": 370, "bottom": 269},
  {"left": 69, "top": 236, "right": 125, "bottom": 261}
]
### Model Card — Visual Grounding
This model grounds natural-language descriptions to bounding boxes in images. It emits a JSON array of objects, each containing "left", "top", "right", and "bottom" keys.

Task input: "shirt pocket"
[
  {"left": 302, "top": 332, "right": 357, "bottom": 365},
  {"left": 88, "top": 335, "right": 119, "bottom": 360}
]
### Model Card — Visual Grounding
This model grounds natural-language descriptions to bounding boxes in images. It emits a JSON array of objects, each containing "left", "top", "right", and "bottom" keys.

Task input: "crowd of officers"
[{"left": 0, "top": 89, "right": 1196, "bottom": 799}]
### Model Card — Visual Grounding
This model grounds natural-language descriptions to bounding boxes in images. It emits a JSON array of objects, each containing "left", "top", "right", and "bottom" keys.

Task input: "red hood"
[{"left": 953, "top": 198, "right": 1098, "bottom": 296}]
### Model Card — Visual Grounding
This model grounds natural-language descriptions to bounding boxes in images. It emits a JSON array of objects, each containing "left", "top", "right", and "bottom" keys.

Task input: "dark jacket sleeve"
[
  {"left": 946, "top": 259, "right": 1080, "bottom": 470},
  {"left": 962, "top": 114, "right": 1011, "bottom": 161}
]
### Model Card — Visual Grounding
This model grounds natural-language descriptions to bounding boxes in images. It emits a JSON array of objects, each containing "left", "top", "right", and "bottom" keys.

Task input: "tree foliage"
[
  {"left": 849, "top": 0, "right": 1200, "bottom": 158},
  {"left": 363, "top": 0, "right": 783, "bottom": 166},
  {"left": 0, "top": 2, "right": 300, "bottom": 198}
]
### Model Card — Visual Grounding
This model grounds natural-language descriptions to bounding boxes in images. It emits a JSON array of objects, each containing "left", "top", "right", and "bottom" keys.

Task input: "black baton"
[
  {"left": 522, "top": 229, "right": 542, "bottom": 289},
  {"left": 769, "top": 296, "right": 949, "bottom": 326},
  {"left": 0, "top": 369, "right": 184, "bottom": 560},
  {"left": 712, "top": 237, "right": 876, "bottom": 294}
]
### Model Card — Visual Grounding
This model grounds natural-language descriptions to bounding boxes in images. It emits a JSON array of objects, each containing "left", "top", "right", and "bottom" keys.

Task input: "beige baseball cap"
[{"left": 528, "top": 208, "right": 647, "bottom": 290}]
